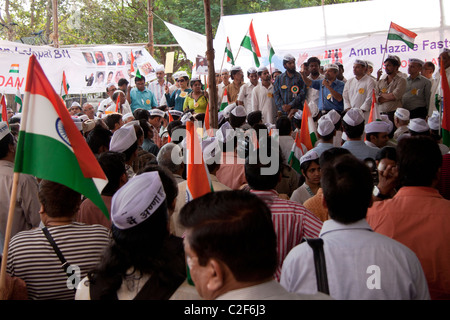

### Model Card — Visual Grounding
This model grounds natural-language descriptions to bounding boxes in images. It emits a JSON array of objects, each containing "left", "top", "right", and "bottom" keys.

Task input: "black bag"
[{"left": 306, "top": 238, "right": 330, "bottom": 295}]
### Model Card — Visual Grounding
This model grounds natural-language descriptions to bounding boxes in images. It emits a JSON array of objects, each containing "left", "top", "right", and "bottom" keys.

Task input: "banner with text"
[{"left": 0, "top": 41, "right": 159, "bottom": 95}]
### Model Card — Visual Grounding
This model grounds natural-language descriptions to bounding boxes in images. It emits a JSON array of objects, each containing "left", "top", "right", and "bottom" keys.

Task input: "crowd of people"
[{"left": 0, "top": 47, "right": 449, "bottom": 301}]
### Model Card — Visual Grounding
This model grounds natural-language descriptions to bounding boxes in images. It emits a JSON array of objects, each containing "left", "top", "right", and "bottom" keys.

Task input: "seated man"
[{"left": 179, "top": 190, "right": 330, "bottom": 300}]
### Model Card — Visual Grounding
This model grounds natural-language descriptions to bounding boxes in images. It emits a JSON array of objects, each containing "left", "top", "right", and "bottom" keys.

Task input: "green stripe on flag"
[
  {"left": 387, "top": 34, "right": 414, "bottom": 49},
  {"left": 15, "top": 131, "right": 109, "bottom": 219},
  {"left": 241, "top": 36, "right": 260, "bottom": 67}
]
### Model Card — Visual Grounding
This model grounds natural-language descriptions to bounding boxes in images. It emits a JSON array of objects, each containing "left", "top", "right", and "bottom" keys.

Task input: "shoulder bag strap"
[{"left": 306, "top": 238, "right": 330, "bottom": 295}]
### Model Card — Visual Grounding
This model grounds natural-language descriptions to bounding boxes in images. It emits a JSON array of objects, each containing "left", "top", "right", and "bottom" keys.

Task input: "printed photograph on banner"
[
  {"left": 106, "top": 70, "right": 114, "bottom": 84},
  {"left": 196, "top": 56, "right": 208, "bottom": 75},
  {"left": 117, "top": 52, "right": 126, "bottom": 66},
  {"left": 95, "top": 71, "right": 105, "bottom": 86},
  {"left": 82, "top": 52, "right": 96, "bottom": 65},
  {"left": 114, "top": 70, "right": 126, "bottom": 83},
  {"left": 106, "top": 52, "right": 116, "bottom": 66},
  {"left": 94, "top": 51, "right": 106, "bottom": 66},
  {"left": 85, "top": 73, "right": 94, "bottom": 87},
  {"left": 141, "top": 62, "right": 155, "bottom": 75}
]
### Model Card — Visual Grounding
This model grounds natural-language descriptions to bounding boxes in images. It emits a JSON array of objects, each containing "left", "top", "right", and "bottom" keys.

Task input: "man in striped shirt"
[
  {"left": 6, "top": 180, "right": 110, "bottom": 300},
  {"left": 148, "top": 65, "right": 171, "bottom": 107},
  {"left": 244, "top": 147, "right": 323, "bottom": 281}
]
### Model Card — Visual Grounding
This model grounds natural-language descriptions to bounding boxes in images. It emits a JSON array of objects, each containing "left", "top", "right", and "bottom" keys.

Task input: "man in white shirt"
[
  {"left": 148, "top": 64, "right": 171, "bottom": 107},
  {"left": 280, "top": 153, "right": 430, "bottom": 300},
  {"left": 343, "top": 59, "right": 376, "bottom": 123},
  {"left": 305, "top": 57, "right": 324, "bottom": 119},
  {"left": 97, "top": 83, "right": 117, "bottom": 118},
  {"left": 237, "top": 67, "right": 259, "bottom": 114},
  {"left": 251, "top": 66, "right": 277, "bottom": 124}
]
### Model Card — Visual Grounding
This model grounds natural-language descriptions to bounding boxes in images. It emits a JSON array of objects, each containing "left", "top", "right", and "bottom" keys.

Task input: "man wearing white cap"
[
  {"left": 110, "top": 125, "right": 139, "bottom": 179},
  {"left": 366, "top": 60, "right": 376, "bottom": 80},
  {"left": 300, "top": 63, "right": 345, "bottom": 115},
  {"left": 273, "top": 54, "right": 307, "bottom": 117},
  {"left": 216, "top": 68, "right": 230, "bottom": 109},
  {"left": 364, "top": 121, "right": 390, "bottom": 149},
  {"left": 312, "top": 116, "right": 336, "bottom": 156},
  {"left": 69, "top": 101, "right": 82, "bottom": 116},
  {"left": 341, "top": 108, "right": 379, "bottom": 161},
  {"left": 97, "top": 83, "right": 117, "bottom": 117},
  {"left": 148, "top": 64, "right": 171, "bottom": 107},
  {"left": 343, "top": 59, "right": 376, "bottom": 122},
  {"left": 402, "top": 59, "right": 431, "bottom": 120},
  {"left": 251, "top": 66, "right": 277, "bottom": 124},
  {"left": 393, "top": 107, "right": 410, "bottom": 141},
  {"left": 237, "top": 67, "right": 259, "bottom": 114},
  {"left": 0, "top": 123, "right": 41, "bottom": 252},
  {"left": 407, "top": 118, "right": 430, "bottom": 136},
  {"left": 428, "top": 112, "right": 450, "bottom": 155},
  {"left": 375, "top": 55, "right": 407, "bottom": 125}
]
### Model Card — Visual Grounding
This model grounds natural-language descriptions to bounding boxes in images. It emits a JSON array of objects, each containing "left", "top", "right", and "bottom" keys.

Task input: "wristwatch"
[{"left": 373, "top": 186, "right": 390, "bottom": 199}]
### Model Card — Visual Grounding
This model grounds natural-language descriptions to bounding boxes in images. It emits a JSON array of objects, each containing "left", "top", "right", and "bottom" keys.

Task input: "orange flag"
[
  {"left": 368, "top": 89, "right": 380, "bottom": 123},
  {"left": 1, "top": 95, "right": 8, "bottom": 125},
  {"left": 186, "top": 121, "right": 212, "bottom": 202}
]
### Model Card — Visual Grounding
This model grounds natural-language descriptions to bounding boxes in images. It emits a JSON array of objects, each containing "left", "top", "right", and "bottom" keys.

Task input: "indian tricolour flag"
[
  {"left": 225, "top": 37, "right": 235, "bottom": 66},
  {"left": 15, "top": 55, "right": 109, "bottom": 218},
  {"left": 219, "top": 87, "right": 228, "bottom": 111},
  {"left": 185, "top": 120, "right": 212, "bottom": 203},
  {"left": 240, "top": 20, "right": 261, "bottom": 67},
  {"left": 9, "top": 64, "right": 19, "bottom": 73},
  {"left": 267, "top": 35, "right": 275, "bottom": 65},
  {"left": 440, "top": 58, "right": 450, "bottom": 147},
  {"left": 387, "top": 22, "right": 417, "bottom": 49},
  {"left": 288, "top": 131, "right": 306, "bottom": 174},
  {"left": 368, "top": 89, "right": 380, "bottom": 123},
  {"left": 299, "top": 101, "right": 318, "bottom": 150},
  {"left": 15, "top": 83, "right": 23, "bottom": 113}
]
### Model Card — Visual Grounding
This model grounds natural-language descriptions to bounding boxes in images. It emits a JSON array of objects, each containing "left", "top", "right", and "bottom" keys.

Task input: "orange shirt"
[
  {"left": 303, "top": 188, "right": 329, "bottom": 222},
  {"left": 366, "top": 186, "right": 450, "bottom": 300}
]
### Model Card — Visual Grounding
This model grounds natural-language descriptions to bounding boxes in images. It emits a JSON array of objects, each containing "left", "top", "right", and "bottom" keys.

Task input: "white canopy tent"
[{"left": 166, "top": 0, "right": 450, "bottom": 78}]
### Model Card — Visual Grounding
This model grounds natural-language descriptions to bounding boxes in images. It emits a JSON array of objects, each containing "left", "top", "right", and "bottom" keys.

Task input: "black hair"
[
  {"left": 118, "top": 78, "right": 129, "bottom": 87},
  {"left": 0, "top": 132, "right": 14, "bottom": 159},
  {"left": 104, "top": 113, "right": 123, "bottom": 131},
  {"left": 375, "top": 146, "right": 397, "bottom": 162},
  {"left": 276, "top": 116, "right": 292, "bottom": 136},
  {"left": 97, "top": 151, "right": 127, "bottom": 196},
  {"left": 247, "top": 111, "right": 262, "bottom": 127},
  {"left": 86, "top": 124, "right": 113, "bottom": 154},
  {"left": 321, "top": 154, "right": 373, "bottom": 224},
  {"left": 133, "top": 108, "right": 150, "bottom": 121}
]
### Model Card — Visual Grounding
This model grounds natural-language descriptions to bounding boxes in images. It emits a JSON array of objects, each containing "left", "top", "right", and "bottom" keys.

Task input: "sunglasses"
[{"left": 177, "top": 79, "right": 185, "bottom": 82}]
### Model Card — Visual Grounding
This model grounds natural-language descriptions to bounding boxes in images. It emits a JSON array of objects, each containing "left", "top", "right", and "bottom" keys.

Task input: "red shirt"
[
  {"left": 367, "top": 186, "right": 450, "bottom": 300},
  {"left": 251, "top": 189, "right": 323, "bottom": 281}
]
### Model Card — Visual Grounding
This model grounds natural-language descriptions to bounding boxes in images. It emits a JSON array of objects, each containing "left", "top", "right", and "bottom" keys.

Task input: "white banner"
[{"left": 0, "top": 41, "right": 160, "bottom": 95}]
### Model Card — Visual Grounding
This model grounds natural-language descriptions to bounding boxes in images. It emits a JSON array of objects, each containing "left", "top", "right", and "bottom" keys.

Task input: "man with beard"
[
  {"left": 305, "top": 57, "right": 324, "bottom": 119},
  {"left": 375, "top": 55, "right": 407, "bottom": 126},
  {"left": 273, "top": 54, "right": 307, "bottom": 118}
]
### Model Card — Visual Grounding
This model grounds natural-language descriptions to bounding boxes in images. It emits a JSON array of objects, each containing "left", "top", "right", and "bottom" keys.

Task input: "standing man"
[
  {"left": 305, "top": 57, "right": 324, "bottom": 119},
  {"left": 375, "top": 55, "right": 407, "bottom": 126},
  {"left": 216, "top": 68, "right": 230, "bottom": 109},
  {"left": 301, "top": 64, "right": 345, "bottom": 116},
  {"left": 127, "top": 75, "right": 158, "bottom": 113},
  {"left": 251, "top": 66, "right": 277, "bottom": 124},
  {"left": 402, "top": 58, "right": 431, "bottom": 119},
  {"left": 343, "top": 59, "right": 376, "bottom": 122},
  {"left": 237, "top": 67, "right": 259, "bottom": 114},
  {"left": 421, "top": 61, "right": 439, "bottom": 117},
  {"left": 0, "top": 123, "right": 41, "bottom": 253},
  {"left": 148, "top": 65, "right": 171, "bottom": 107},
  {"left": 273, "top": 54, "right": 307, "bottom": 117},
  {"left": 225, "top": 66, "right": 245, "bottom": 104},
  {"left": 367, "top": 136, "right": 450, "bottom": 300}
]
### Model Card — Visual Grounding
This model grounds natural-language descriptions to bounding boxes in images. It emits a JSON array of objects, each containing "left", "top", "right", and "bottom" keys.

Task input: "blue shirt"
[
  {"left": 341, "top": 140, "right": 379, "bottom": 161},
  {"left": 311, "top": 142, "right": 335, "bottom": 156},
  {"left": 165, "top": 89, "right": 193, "bottom": 112},
  {"left": 273, "top": 71, "right": 306, "bottom": 115},
  {"left": 130, "top": 87, "right": 158, "bottom": 112},
  {"left": 310, "top": 79, "right": 345, "bottom": 113}
]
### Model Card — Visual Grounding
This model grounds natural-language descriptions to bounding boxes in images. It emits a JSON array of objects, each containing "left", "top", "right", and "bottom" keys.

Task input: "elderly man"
[
  {"left": 97, "top": 83, "right": 117, "bottom": 118},
  {"left": 225, "top": 66, "right": 245, "bottom": 104},
  {"left": 375, "top": 55, "right": 407, "bottom": 126},
  {"left": 301, "top": 63, "right": 345, "bottom": 115},
  {"left": 148, "top": 65, "right": 171, "bottom": 107},
  {"left": 343, "top": 59, "right": 376, "bottom": 122},
  {"left": 273, "top": 54, "right": 307, "bottom": 117},
  {"left": 402, "top": 58, "right": 431, "bottom": 120},
  {"left": 82, "top": 102, "right": 96, "bottom": 120}
]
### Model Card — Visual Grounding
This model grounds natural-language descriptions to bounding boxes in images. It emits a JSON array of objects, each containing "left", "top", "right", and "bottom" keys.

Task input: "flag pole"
[
  {"left": 219, "top": 46, "right": 226, "bottom": 75},
  {"left": 0, "top": 172, "right": 20, "bottom": 299},
  {"left": 234, "top": 22, "right": 251, "bottom": 63},
  {"left": 380, "top": 22, "right": 392, "bottom": 74}
]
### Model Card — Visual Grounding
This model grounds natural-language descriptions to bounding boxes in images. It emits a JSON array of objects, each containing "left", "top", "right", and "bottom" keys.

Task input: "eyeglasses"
[{"left": 177, "top": 79, "right": 185, "bottom": 82}]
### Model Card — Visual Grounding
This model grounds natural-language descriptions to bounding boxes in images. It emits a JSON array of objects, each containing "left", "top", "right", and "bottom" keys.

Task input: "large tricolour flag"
[
  {"left": 440, "top": 59, "right": 450, "bottom": 147},
  {"left": 299, "top": 101, "right": 317, "bottom": 150},
  {"left": 267, "top": 35, "right": 275, "bottom": 65},
  {"left": 387, "top": 22, "right": 417, "bottom": 49},
  {"left": 185, "top": 120, "right": 212, "bottom": 202},
  {"left": 220, "top": 87, "right": 228, "bottom": 111},
  {"left": 240, "top": 21, "right": 261, "bottom": 67},
  {"left": 15, "top": 55, "right": 109, "bottom": 218}
]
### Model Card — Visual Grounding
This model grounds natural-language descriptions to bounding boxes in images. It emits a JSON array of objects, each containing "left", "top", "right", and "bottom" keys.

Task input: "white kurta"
[
  {"left": 343, "top": 74, "right": 376, "bottom": 122},
  {"left": 251, "top": 82, "right": 277, "bottom": 124},
  {"left": 238, "top": 82, "right": 257, "bottom": 114}
]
